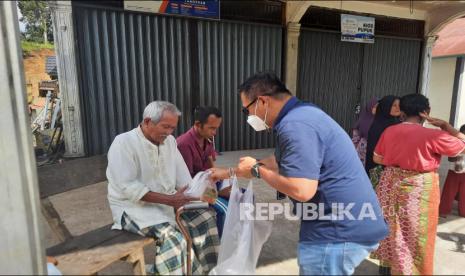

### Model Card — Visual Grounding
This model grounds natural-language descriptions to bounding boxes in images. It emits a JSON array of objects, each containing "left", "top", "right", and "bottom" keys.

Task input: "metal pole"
[
  {"left": 41, "top": 91, "right": 52, "bottom": 130},
  {"left": 176, "top": 207, "right": 193, "bottom": 275},
  {"left": 419, "top": 36, "right": 438, "bottom": 96},
  {"left": 175, "top": 202, "right": 209, "bottom": 275},
  {"left": 51, "top": 98, "right": 61, "bottom": 129},
  {"left": 0, "top": 1, "right": 46, "bottom": 274}
]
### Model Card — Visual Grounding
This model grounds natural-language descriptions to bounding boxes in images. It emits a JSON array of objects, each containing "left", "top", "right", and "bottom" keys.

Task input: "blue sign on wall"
[
  {"left": 125, "top": 1, "right": 220, "bottom": 19},
  {"left": 161, "top": 0, "right": 220, "bottom": 19}
]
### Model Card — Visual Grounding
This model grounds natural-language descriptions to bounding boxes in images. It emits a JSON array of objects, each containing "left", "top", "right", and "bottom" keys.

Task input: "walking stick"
[{"left": 176, "top": 201, "right": 209, "bottom": 275}]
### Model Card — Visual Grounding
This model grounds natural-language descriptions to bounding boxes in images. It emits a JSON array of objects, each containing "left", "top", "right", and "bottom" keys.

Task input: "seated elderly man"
[{"left": 106, "top": 101, "right": 219, "bottom": 275}]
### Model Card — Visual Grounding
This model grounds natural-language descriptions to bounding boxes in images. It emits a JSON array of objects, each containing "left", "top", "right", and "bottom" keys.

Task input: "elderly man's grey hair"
[{"left": 142, "top": 101, "right": 182, "bottom": 124}]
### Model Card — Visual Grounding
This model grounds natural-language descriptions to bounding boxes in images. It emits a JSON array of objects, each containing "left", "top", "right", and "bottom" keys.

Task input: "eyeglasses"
[
  {"left": 241, "top": 92, "right": 281, "bottom": 115},
  {"left": 241, "top": 98, "right": 258, "bottom": 116}
]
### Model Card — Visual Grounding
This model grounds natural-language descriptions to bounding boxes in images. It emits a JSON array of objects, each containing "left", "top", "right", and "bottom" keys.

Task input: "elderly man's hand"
[
  {"left": 236, "top": 156, "right": 257, "bottom": 179},
  {"left": 218, "top": 186, "right": 232, "bottom": 198},
  {"left": 209, "top": 167, "right": 230, "bottom": 182},
  {"left": 169, "top": 186, "right": 198, "bottom": 210}
]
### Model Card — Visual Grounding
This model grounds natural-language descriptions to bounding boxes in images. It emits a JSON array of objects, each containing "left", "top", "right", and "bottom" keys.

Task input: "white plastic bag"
[
  {"left": 209, "top": 177, "right": 272, "bottom": 275},
  {"left": 184, "top": 171, "right": 214, "bottom": 198}
]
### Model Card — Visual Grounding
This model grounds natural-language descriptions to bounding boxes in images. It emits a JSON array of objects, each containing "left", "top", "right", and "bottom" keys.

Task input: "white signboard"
[{"left": 341, "top": 14, "right": 375, "bottom": 43}]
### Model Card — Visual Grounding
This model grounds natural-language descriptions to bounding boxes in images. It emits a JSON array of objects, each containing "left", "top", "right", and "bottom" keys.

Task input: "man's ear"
[
  {"left": 194, "top": 120, "right": 202, "bottom": 129},
  {"left": 143, "top": 118, "right": 151, "bottom": 125},
  {"left": 258, "top": 95, "right": 269, "bottom": 106}
]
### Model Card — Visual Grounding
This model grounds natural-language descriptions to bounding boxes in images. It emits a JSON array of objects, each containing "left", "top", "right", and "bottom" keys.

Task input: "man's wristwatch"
[{"left": 251, "top": 162, "right": 264, "bottom": 178}]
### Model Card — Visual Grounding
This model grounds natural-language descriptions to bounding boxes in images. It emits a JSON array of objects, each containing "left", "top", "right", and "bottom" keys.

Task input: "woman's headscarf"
[
  {"left": 365, "top": 95, "right": 401, "bottom": 173},
  {"left": 354, "top": 98, "right": 378, "bottom": 139}
]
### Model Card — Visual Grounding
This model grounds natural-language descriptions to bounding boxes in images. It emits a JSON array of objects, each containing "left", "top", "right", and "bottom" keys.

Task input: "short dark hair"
[
  {"left": 460, "top": 124, "right": 465, "bottom": 133},
  {"left": 400, "top": 94, "right": 430, "bottom": 117},
  {"left": 238, "top": 72, "right": 291, "bottom": 100},
  {"left": 193, "top": 106, "right": 222, "bottom": 125}
]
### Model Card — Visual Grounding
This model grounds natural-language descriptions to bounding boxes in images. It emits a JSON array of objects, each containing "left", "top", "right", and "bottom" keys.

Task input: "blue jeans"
[{"left": 298, "top": 241, "right": 379, "bottom": 275}]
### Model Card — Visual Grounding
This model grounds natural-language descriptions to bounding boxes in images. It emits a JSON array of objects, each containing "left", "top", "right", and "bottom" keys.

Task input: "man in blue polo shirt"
[{"left": 210, "top": 72, "right": 388, "bottom": 275}]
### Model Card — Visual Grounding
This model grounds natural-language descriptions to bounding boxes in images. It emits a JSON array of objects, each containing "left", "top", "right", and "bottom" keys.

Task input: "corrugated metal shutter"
[
  {"left": 297, "top": 30, "right": 363, "bottom": 132},
  {"left": 297, "top": 29, "right": 422, "bottom": 132},
  {"left": 74, "top": 7, "right": 193, "bottom": 155},
  {"left": 73, "top": 6, "right": 282, "bottom": 155},
  {"left": 361, "top": 37, "right": 422, "bottom": 100},
  {"left": 197, "top": 21, "right": 282, "bottom": 151}
]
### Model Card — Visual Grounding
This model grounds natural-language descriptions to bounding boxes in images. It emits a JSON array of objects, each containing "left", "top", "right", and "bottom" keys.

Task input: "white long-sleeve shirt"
[{"left": 106, "top": 126, "right": 192, "bottom": 230}]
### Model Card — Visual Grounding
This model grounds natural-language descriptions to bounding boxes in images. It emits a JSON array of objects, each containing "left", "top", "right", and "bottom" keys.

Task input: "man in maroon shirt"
[
  {"left": 176, "top": 106, "right": 222, "bottom": 177},
  {"left": 177, "top": 106, "right": 229, "bottom": 236}
]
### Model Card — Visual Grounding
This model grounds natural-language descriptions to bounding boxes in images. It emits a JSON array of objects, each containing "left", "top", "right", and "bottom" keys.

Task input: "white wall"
[
  {"left": 455, "top": 61, "right": 465, "bottom": 128},
  {"left": 307, "top": 1, "right": 426, "bottom": 20},
  {"left": 429, "top": 57, "right": 465, "bottom": 187},
  {"left": 429, "top": 57, "right": 457, "bottom": 122}
]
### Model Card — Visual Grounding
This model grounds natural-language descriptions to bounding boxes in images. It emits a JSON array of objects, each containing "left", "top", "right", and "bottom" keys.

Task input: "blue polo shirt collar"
[{"left": 273, "top": 96, "right": 300, "bottom": 130}]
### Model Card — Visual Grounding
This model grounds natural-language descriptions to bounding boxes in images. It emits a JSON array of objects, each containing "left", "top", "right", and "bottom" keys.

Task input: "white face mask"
[{"left": 247, "top": 100, "right": 269, "bottom": 131}]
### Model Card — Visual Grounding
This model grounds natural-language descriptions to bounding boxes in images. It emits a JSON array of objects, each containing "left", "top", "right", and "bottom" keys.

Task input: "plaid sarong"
[{"left": 122, "top": 209, "right": 219, "bottom": 275}]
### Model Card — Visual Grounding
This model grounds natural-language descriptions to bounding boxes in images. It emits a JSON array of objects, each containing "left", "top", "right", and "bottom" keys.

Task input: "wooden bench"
[
  {"left": 46, "top": 224, "right": 152, "bottom": 275},
  {"left": 38, "top": 155, "right": 154, "bottom": 275}
]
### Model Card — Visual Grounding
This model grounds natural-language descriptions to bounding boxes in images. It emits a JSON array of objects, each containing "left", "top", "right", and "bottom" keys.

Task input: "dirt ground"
[
  {"left": 42, "top": 149, "right": 465, "bottom": 275},
  {"left": 23, "top": 48, "right": 55, "bottom": 107}
]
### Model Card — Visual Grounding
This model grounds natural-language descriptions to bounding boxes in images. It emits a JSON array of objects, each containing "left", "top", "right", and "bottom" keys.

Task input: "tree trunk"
[{"left": 43, "top": 21, "right": 48, "bottom": 43}]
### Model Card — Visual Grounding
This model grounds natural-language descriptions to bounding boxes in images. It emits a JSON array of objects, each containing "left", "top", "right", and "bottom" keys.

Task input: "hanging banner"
[
  {"left": 341, "top": 14, "right": 375, "bottom": 43},
  {"left": 124, "top": 0, "right": 220, "bottom": 20}
]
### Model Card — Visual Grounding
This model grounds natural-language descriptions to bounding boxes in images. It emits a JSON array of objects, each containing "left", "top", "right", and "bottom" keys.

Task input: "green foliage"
[
  {"left": 21, "top": 40, "right": 55, "bottom": 55},
  {"left": 17, "top": 0, "right": 53, "bottom": 43}
]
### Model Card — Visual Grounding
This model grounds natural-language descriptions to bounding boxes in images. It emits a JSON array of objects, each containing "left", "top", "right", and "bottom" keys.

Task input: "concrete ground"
[{"left": 43, "top": 149, "right": 465, "bottom": 275}]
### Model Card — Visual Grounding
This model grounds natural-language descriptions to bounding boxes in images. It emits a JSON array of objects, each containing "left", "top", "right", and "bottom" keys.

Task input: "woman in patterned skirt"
[
  {"left": 365, "top": 95, "right": 401, "bottom": 189},
  {"left": 371, "top": 94, "right": 465, "bottom": 275}
]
